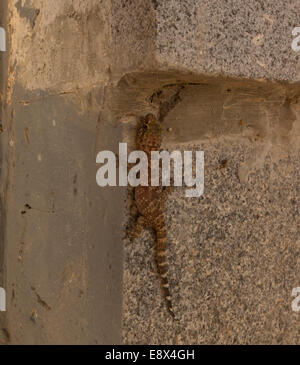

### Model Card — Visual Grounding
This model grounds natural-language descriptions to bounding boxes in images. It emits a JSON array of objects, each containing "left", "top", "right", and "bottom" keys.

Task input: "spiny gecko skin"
[{"left": 131, "top": 113, "right": 175, "bottom": 318}]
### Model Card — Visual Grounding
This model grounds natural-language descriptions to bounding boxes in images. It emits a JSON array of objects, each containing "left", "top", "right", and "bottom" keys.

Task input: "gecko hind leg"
[{"left": 126, "top": 215, "right": 148, "bottom": 241}]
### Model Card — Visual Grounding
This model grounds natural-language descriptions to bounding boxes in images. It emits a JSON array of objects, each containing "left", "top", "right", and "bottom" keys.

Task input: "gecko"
[{"left": 128, "top": 113, "right": 175, "bottom": 318}]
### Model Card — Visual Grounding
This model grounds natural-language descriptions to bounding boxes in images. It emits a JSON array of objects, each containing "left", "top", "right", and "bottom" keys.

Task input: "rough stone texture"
[
  {"left": 122, "top": 82, "right": 300, "bottom": 344},
  {"left": 124, "top": 141, "right": 300, "bottom": 345},
  {"left": 111, "top": 0, "right": 300, "bottom": 82}
]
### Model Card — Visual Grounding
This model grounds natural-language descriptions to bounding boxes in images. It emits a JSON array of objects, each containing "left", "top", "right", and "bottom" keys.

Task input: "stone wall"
[{"left": 1, "top": 0, "right": 300, "bottom": 344}]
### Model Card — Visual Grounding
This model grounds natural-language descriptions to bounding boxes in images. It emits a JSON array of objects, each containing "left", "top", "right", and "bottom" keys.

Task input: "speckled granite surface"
[
  {"left": 123, "top": 138, "right": 300, "bottom": 344},
  {"left": 111, "top": 0, "right": 300, "bottom": 82}
]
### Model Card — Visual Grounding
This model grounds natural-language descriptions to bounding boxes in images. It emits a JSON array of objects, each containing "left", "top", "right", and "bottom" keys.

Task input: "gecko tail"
[{"left": 156, "top": 228, "right": 175, "bottom": 319}]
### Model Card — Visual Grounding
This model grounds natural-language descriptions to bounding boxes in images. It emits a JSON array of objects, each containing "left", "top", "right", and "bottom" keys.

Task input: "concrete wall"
[
  {"left": 1, "top": 0, "right": 123, "bottom": 345},
  {"left": 1, "top": 0, "right": 300, "bottom": 344}
]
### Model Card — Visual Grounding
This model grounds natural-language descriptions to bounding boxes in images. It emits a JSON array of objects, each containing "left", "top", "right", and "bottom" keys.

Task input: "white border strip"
[
  {"left": 0, "top": 287, "right": 6, "bottom": 311},
  {"left": 0, "top": 27, "right": 6, "bottom": 51}
]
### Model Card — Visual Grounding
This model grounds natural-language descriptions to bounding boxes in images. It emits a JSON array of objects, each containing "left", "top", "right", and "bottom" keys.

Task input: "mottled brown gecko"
[{"left": 128, "top": 113, "right": 175, "bottom": 318}]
